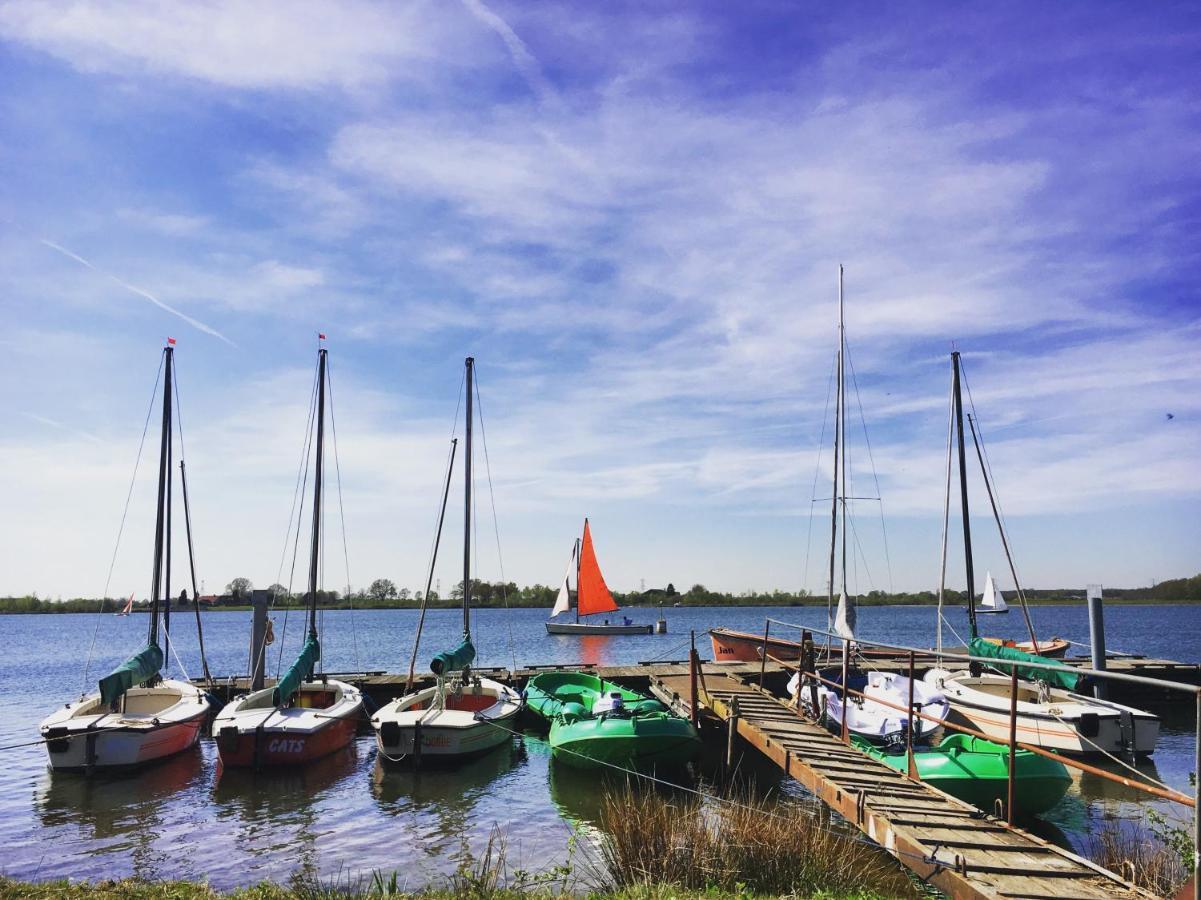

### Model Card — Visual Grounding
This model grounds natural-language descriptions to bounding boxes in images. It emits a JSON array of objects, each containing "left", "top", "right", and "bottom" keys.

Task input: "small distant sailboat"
[
  {"left": 545, "top": 520, "right": 651, "bottom": 635},
  {"left": 976, "top": 572, "right": 1008, "bottom": 614},
  {"left": 372, "top": 357, "right": 521, "bottom": 762},
  {"left": 214, "top": 341, "right": 363, "bottom": 768},
  {"left": 40, "top": 341, "right": 211, "bottom": 772},
  {"left": 114, "top": 593, "right": 135, "bottom": 617}
]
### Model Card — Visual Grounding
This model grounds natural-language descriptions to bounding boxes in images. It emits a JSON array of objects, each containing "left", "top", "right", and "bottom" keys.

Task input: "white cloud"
[{"left": 0, "top": 0, "right": 471, "bottom": 90}]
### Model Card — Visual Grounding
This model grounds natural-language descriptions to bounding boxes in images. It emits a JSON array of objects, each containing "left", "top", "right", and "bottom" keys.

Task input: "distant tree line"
[{"left": 3, "top": 572, "right": 1197, "bottom": 614}]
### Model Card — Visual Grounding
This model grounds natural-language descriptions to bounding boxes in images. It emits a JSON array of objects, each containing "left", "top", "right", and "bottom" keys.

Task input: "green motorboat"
[
  {"left": 851, "top": 734, "right": 1071, "bottom": 816},
  {"left": 525, "top": 672, "right": 701, "bottom": 771}
]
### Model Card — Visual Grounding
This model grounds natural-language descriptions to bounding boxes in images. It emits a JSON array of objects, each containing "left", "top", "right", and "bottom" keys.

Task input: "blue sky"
[{"left": 1, "top": 1, "right": 1198, "bottom": 600}]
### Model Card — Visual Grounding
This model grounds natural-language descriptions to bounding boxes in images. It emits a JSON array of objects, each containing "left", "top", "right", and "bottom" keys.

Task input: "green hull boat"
[
  {"left": 525, "top": 672, "right": 701, "bottom": 771},
  {"left": 852, "top": 734, "right": 1071, "bottom": 815}
]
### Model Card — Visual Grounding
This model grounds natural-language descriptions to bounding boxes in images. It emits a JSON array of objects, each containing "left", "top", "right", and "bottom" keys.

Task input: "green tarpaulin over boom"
[
  {"left": 968, "top": 637, "right": 1081, "bottom": 691},
  {"left": 99, "top": 643, "right": 164, "bottom": 706},
  {"left": 430, "top": 637, "right": 475, "bottom": 675},
  {"left": 272, "top": 634, "right": 320, "bottom": 706}
]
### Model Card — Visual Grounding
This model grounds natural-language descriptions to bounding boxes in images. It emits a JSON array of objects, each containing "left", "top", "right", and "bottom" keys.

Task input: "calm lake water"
[{"left": 1, "top": 604, "right": 1197, "bottom": 889}]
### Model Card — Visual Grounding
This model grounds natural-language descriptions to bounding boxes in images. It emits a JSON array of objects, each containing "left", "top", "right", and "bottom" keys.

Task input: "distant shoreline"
[{"left": 1, "top": 596, "right": 1196, "bottom": 614}]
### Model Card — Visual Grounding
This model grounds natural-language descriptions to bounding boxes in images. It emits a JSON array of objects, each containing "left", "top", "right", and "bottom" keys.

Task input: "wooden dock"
[{"left": 647, "top": 669, "right": 1156, "bottom": 900}]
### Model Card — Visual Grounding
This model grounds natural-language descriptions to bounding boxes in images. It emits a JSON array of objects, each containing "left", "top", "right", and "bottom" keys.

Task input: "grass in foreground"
[{"left": 0, "top": 878, "right": 904, "bottom": 899}]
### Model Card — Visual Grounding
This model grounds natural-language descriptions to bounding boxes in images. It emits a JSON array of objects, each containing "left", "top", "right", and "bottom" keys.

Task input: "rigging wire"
[
  {"left": 82, "top": 353, "right": 164, "bottom": 693},
  {"left": 324, "top": 358, "right": 361, "bottom": 673},
  {"left": 472, "top": 368, "right": 519, "bottom": 675},
  {"left": 844, "top": 342, "right": 895, "bottom": 594},
  {"left": 270, "top": 367, "right": 320, "bottom": 680},
  {"left": 801, "top": 353, "right": 838, "bottom": 598}
]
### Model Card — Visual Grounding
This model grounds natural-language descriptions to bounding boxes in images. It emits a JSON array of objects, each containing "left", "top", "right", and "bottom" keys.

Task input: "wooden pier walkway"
[{"left": 648, "top": 669, "right": 1156, "bottom": 900}]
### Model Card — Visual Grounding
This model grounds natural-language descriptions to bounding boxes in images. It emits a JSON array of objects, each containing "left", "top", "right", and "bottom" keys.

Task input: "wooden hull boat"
[
  {"left": 372, "top": 676, "right": 520, "bottom": 763},
  {"left": 852, "top": 733, "right": 1071, "bottom": 815},
  {"left": 925, "top": 669, "right": 1159, "bottom": 755},
  {"left": 789, "top": 668, "right": 948, "bottom": 744},
  {"left": 214, "top": 679, "right": 363, "bottom": 768},
  {"left": 709, "top": 627, "right": 940, "bottom": 664},
  {"left": 526, "top": 672, "right": 700, "bottom": 770},
  {"left": 547, "top": 621, "right": 651, "bottom": 635},
  {"left": 40, "top": 680, "right": 210, "bottom": 772},
  {"left": 980, "top": 636, "right": 1070, "bottom": 658}
]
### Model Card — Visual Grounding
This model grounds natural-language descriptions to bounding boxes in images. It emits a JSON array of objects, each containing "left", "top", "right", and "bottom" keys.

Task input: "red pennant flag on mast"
[{"left": 167, "top": 337, "right": 176, "bottom": 345}]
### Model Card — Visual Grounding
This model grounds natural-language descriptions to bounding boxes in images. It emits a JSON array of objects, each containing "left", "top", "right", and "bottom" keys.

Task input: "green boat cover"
[
  {"left": 969, "top": 637, "right": 1081, "bottom": 690},
  {"left": 272, "top": 634, "right": 320, "bottom": 706},
  {"left": 430, "top": 636, "right": 475, "bottom": 675},
  {"left": 99, "top": 642, "right": 163, "bottom": 706}
]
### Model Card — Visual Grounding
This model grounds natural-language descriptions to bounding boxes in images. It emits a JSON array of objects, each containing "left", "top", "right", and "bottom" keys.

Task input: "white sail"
[
  {"left": 550, "top": 543, "right": 576, "bottom": 617},
  {"left": 834, "top": 591, "right": 856, "bottom": 639},
  {"left": 979, "top": 571, "right": 1008, "bottom": 612}
]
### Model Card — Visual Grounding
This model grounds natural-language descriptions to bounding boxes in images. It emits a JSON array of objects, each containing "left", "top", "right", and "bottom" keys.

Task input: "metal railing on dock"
[
  {"left": 649, "top": 653, "right": 1159, "bottom": 899},
  {"left": 749, "top": 619, "right": 1201, "bottom": 900}
]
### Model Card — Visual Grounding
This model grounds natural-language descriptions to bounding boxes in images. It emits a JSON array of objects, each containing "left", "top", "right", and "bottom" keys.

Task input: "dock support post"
[
  {"left": 759, "top": 620, "right": 770, "bottom": 689},
  {"left": 689, "top": 630, "right": 699, "bottom": 729},
  {"left": 1087, "top": 584, "right": 1108, "bottom": 701},
  {"left": 906, "top": 651, "right": 917, "bottom": 780},
  {"left": 726, "top": 695, "right": 739, "bottom": 776},
  {"left": 1007, "top": 666, "right": 1019, "bottom": 825},
  {"left": 840, "top": 642, "right": 850, "bottom": 745},
  {"left": 250, "top": 591, "right": 268, "bottom": 691},
  {"left": 1193, "top": 690, "right": 1199, "bottom": 900}
]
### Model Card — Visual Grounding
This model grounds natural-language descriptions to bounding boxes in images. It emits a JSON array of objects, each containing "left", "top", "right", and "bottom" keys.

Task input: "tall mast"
[
  {"left": 951, "top": 351, "right": 978, "bottom": 638},
  {"left": 838, "top": 266, "right": 848, "bottom": 600},
  {"left": 147, "top": 345, "right": 173, "bottom": 649},
  {"left": 462, "top": 356, "right": 474, "bottom": 637},
  {"left": 826, "top": 272, "right": 841, "bottom": 637},
  {"left": 164, "top": 350, "right": 173, "bottom": 669},
  {"left": 307, "top": 347, "right": 327, "bottom": 639}
]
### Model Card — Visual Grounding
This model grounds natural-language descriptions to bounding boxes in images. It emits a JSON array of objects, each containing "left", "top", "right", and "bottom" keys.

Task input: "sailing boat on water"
[
  {"left": 371, "top": 357, "right": 521, "bottom": 762},
  {"left": 114, "top": 593, "right": 135, "bottom": 617},
  {"left": 925, "top": 351, "right": 1158, "bottom": 755},
  {"left": 40, "top": 341, "right": 212, "bottom": 772},
  {"left": 214, "top": 341, "right": 363, "bottom": 768},
  {"left": 545, "top": 520, "right": 651, "bottom": 635}
]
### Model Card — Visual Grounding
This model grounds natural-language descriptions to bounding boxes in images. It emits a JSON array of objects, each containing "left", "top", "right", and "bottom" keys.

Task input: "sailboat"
[
  {"left": 784, "top": 267, "right": 950, "bottom": 744},
  {"left": 371, "top": 357, "right": 521, "bottom": 762},
  {"left": 114, "top": 593, "right": 135, "bottom": 617},
  {"left": 545, "top": 520, "right": 651, "bottom": 635},
  {"left": 214, "top": 341, "right": 363, "bottom": 768},
  {"left": 40, "top": 341, "right": 212, "bottom": 772},
  {"left": 925, "top": 351, "right": 1158, "bottom": 755}
]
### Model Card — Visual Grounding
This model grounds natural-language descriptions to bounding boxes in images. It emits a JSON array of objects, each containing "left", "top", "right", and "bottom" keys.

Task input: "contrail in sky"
[
  {"left": 459, "top": 0, "right": 561, "bottom": 111},
  {"left": 39, "top": 238, "right": 236, "bottom": 346},
  {"left": 21, "top": 411, "right": 106, "bottom": 444}
]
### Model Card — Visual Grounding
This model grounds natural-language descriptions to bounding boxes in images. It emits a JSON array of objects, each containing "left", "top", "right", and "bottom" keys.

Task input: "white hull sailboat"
[
  {"left": 214, "top": 341, "right": 363, "bottom": 769},
  {"left": 933, "top": 351, "right": 1159, "bottom": 756},
  {"left": 925, "top": 669, "right": 1159, "bottom": 756},
  {"left": 545, "top": 520, "right": 651, "bottom": 635},
  {"left": 374, "top": 677, "right": 520, "bottom": 760},
  {"left": 372, "top": 357, "right": 521, "bottom": 763},
  {"left": 41, "top": 680, "right": 208, "bottom": 771},
  {"left": 41, "top": 342, "right": 212, "bottom": 772}
]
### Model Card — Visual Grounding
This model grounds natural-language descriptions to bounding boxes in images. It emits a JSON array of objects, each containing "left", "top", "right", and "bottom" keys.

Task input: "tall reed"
[{"left": 596, "top": 783, "right": 917, "bottom": 898}]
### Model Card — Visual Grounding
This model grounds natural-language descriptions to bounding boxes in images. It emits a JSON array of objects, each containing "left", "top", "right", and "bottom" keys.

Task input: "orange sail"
[{"left": 577, "top": 519, "right": 619, "bottom": 616}]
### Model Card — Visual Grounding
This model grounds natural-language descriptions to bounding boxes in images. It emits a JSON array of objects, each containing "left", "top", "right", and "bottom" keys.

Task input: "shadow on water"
[{"left": 38, "top": 748, "right": 207, "bottom": 878}]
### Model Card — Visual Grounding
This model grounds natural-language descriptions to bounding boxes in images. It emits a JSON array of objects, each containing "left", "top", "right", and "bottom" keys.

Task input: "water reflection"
[
  {"left": 212, "top": 743, "right": 361, "bottom": 884},
  {"left": 38, "top": 749, "right": 206, "bottom": 879},
  {"left": 371, "top": 738, "right": 526, "bottom": 868}
]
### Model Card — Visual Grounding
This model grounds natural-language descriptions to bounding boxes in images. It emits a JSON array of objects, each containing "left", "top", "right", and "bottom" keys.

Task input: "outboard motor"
[{"left": 592, "top": 691, "right": 626, "bottom": 715}]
